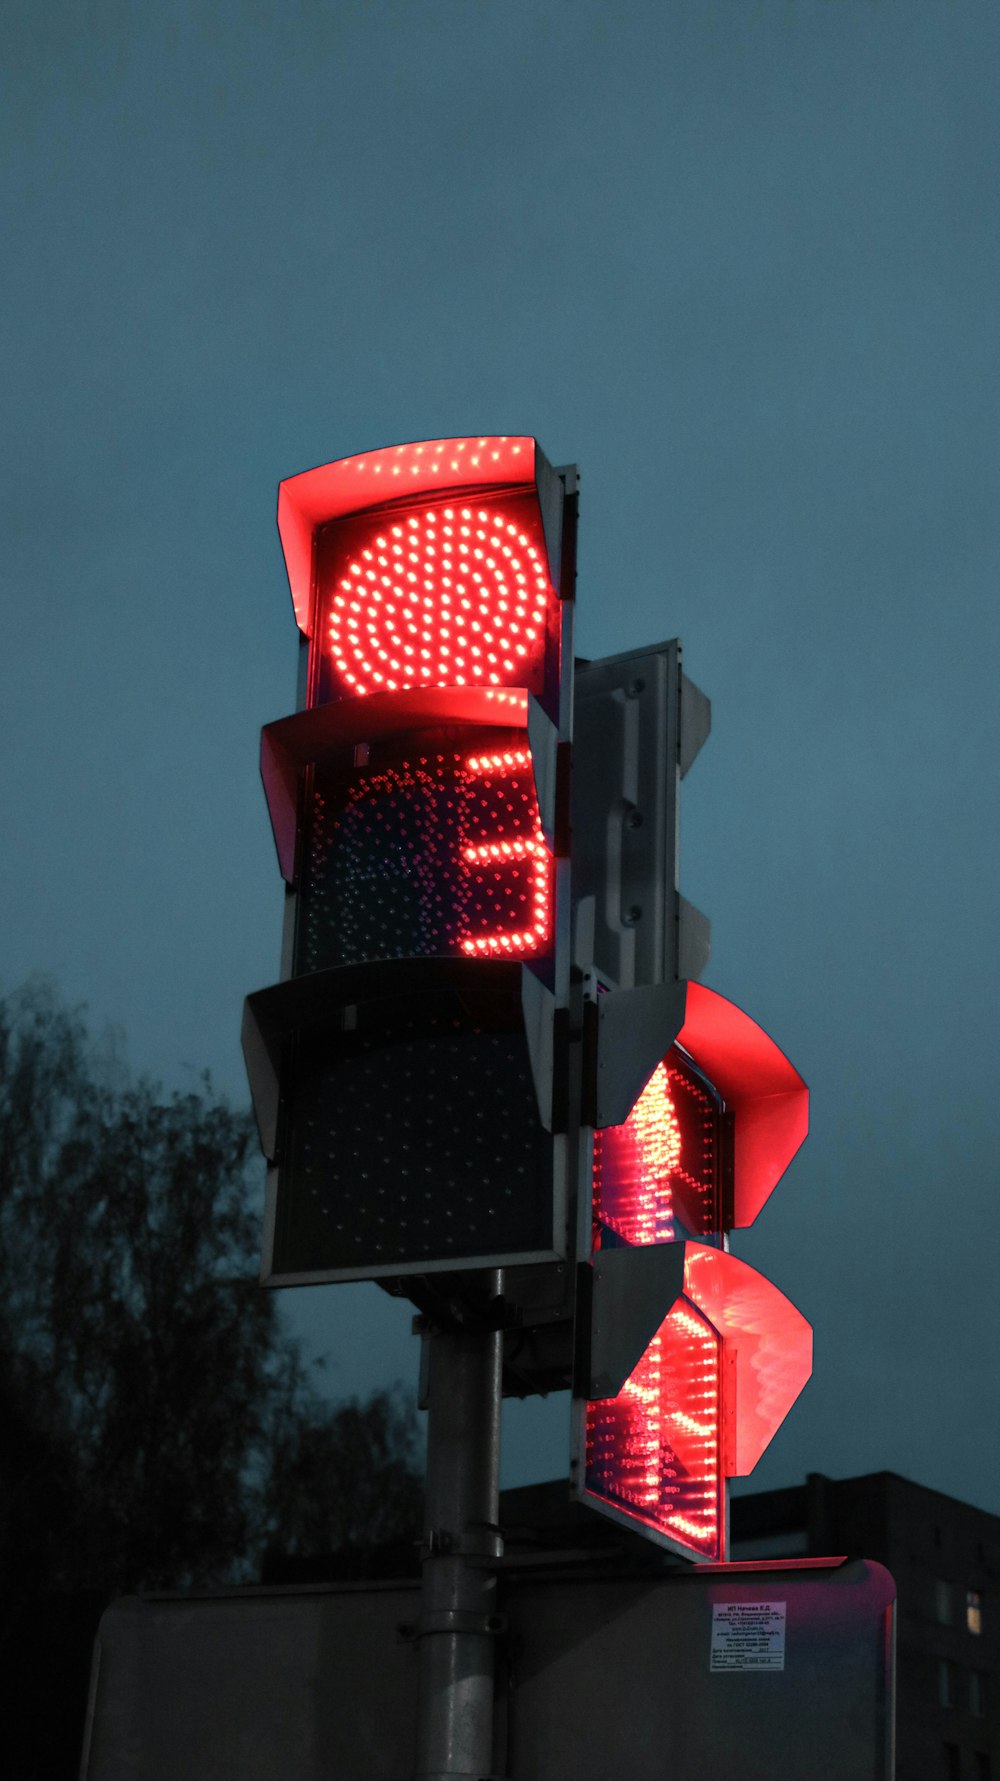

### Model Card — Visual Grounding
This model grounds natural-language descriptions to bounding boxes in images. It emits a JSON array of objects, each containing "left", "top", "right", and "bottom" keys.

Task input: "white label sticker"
[{"left": 710, "top": 1601, "right": 787, "bottom": 1671}]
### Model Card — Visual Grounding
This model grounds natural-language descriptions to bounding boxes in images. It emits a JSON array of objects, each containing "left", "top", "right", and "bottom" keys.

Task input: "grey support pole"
[{"left": 414, "top": 1291, "right": 504, "bottom": 1781}]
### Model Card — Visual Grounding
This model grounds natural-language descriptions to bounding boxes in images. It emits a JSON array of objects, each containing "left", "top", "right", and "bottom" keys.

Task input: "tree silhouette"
[
  {"left": 264, "top": 1372, "right": 423, "bottom": 1577},
  {"left": 0, "top": 977, "right": 423, "bottom": 1613}
]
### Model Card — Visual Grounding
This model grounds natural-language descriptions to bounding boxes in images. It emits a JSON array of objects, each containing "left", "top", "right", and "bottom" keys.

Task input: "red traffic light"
[
  {"left": 582, "top": 1243, "right": 812, "bottom": 1561},
  {"left": 591, "top": 980, "right": 808, "bottom": 1234},
  {"left": 593, "top": 1045, "right": 726, "bottom": 1246},
  {"left": 276, "top": 436, "right": 567, "bottom": 711},
  {"left": 244, "top": 437, "right": 577, "bottom": 1290},
  {"left": 576, "top": 979, "right": 811, "bottom": 1561}
]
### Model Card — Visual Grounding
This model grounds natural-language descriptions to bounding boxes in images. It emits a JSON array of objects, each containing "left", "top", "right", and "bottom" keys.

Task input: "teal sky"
[{"left": 3, "top": 0, "right": 998, "bottom": 1508}]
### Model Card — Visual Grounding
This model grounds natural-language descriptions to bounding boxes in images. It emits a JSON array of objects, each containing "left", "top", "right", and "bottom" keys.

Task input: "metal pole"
[{"left": 414, "top": 1281, "right": 503, "bottom": 1781}]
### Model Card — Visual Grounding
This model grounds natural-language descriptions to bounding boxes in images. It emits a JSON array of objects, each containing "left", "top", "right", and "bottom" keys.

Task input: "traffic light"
[
  {"left": 242, "top": 437, "right": 577, "bottom": 1292},
  {"left": 572, "top": 978, "right": 811, "bottom": 1562},
  {"left": 567, "top": 648, "right": 812, "bottom": 1564},
  {"left": 242, "top": 436, "right": 813, "bottom": 1563}
]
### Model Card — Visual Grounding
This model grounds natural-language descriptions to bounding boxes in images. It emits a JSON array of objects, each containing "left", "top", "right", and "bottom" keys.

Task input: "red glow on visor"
[
  {"left": 323, "top": 502, "right": 552, "bottom": 699},
  {"left": 277, "top": 437, "right": 539, "bottom": 636},
  {"left": 586, "top": 1299, "right": 723, "bottom": 1559}
]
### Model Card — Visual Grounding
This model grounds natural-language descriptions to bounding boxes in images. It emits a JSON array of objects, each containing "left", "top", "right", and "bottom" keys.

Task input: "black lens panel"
[{"left": 272, "top": 989, "right": 553, "bottom": 1276}]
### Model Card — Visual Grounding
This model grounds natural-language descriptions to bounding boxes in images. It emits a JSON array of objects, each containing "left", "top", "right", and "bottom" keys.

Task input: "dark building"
[{"left": 729, "top": 1472, "right": 997, "bottom": 1781}]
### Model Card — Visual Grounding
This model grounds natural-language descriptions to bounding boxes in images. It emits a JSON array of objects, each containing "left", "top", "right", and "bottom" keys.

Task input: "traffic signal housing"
[
  {"left": 572, "top": 978, "right": 812, "bottom": 1562},
  {"left": 242, "top": 437, "right": 577, "bottom": 1292},
  {"left": 241, "top": 437, "right": 814, "bottom": 1559}
]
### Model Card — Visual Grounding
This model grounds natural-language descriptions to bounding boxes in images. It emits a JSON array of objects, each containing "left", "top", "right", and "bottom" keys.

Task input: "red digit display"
[
  {"left": 296, "top": 742, "right": 552, "bottom": 974},
  {"left": 460, "top": 749, "right": 551, "bottom": 957}
]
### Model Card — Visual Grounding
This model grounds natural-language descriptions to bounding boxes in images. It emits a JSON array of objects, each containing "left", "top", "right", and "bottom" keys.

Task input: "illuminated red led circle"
[{"left": 327, "top": 505, "right": 551, "bottom": 695}]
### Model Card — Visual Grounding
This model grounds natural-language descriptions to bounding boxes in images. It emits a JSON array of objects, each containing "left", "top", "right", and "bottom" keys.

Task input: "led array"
[
  {"left": 593, "top": 1054, "right": 719, "bottom": 1246},
  {"left": 587, "top": 1050, "right": 726, "bottom": 1555},
  {"left": 586, "top": 1301, "right": 721, "bottom": 1557},
  {"left": 460, "top": 750, "right": 550, "bottom": 957},
  {"left": 326, "top": 505, "right": 551, "bottom": 696}
]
